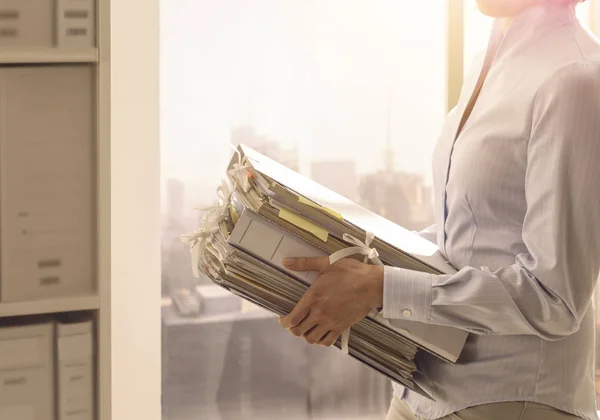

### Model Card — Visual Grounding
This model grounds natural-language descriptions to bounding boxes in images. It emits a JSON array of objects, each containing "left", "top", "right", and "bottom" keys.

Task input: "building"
[
  {"left": 230, "top": 125, "right": 299, "bottom": 171},
  {"left": 359, "top": 170, "right": 433, "bottom": 232},
  {"left": 359, "top": 126, "right": 433, "bottom": 232},
  {"left": 162, "top": 178, "right": 211, "bottom": 296},
  {"left": 166, "top": 178, "right": 185, "bottom": 226},
  {"left": 358, "top": 106, "right": 435, "bottom": 231},
  {"left": 310, "top": 160, "right": 358, "bottom": 201}
]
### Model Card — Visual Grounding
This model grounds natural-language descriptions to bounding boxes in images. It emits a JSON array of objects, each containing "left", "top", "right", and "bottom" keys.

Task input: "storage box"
[
  {"left": 57, "top": 320, "right": 94, "bottom": 420},
  {"left": 0, "top": 321, "right": 54, "bottom": 420},
  {"left": 0, "top": 0, "right": 53, "bottom": 47},
  {"left": 56, "top": 0, "right": 95, "bottom": 48},
  {"left": 0, "top": 66, "right": 95, "bottom": 302}
]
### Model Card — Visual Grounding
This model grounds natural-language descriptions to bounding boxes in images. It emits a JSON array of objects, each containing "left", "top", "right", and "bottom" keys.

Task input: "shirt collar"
[{"left": 486, "top": 2, "right": 578, "bottom": 66}]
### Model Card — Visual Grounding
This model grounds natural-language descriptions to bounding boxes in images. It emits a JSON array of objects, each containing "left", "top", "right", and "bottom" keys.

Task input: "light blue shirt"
[{"left": 381, "top": 3, "right": 600, "bottom": 419}]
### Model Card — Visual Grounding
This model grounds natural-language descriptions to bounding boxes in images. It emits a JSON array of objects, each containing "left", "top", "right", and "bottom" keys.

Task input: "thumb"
[{"left": 282, "top": 256, "right": 330, "bottom": 273}]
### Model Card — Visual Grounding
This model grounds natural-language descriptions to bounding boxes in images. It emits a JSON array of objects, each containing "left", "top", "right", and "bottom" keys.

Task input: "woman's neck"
[
  {"left": 500, "top": 1, "right": 577, "bottom": 34},
  {"left": 501, "top": 17, "right": 515, "bottom": 35}
]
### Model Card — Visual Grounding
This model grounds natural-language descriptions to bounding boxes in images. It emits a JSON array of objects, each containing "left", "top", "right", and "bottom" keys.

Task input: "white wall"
[{"left": 100, "top": 0, "right": 161, "bottom": 419}]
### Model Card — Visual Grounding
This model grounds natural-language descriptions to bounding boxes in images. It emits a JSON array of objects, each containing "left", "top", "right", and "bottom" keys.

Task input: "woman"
[{"left": 278, "top": 0, "right": 600, "bottom": 419}]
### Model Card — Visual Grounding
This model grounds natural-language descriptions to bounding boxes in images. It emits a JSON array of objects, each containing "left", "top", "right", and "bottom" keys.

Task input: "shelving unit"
[
  {"left": 0, "top": 295, "right": 99, "bottom": 318},
  {"left": 0, "top": 1, "right": 104, "bottom": 419},
  {"left": 0, "top": 47, "right": 98, "bottom": 64},
  {"left": 0, "top": 0, "right": 159, "bottom": 417}
]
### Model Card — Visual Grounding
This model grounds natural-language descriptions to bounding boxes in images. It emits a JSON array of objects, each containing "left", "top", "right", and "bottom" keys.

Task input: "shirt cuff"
[{"left": 381, "top": 266, "right": 433, "bottom": 323}]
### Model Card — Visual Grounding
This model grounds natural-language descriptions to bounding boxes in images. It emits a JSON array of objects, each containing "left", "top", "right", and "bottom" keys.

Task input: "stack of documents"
[{"left": 183, "top": 144, "right": 468, "bottom": 398}]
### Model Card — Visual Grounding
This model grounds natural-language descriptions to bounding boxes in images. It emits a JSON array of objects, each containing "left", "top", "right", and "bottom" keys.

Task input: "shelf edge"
[
  {"left": 0, "top": 48, "right": 99, "bottom": 64},
  {"left": 0, "top": 295, "right": 100, "bottom": 318}
]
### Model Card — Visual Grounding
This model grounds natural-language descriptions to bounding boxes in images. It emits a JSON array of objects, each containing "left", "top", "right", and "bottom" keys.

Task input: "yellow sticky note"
[
  {"left": 321, "top": 206, "right": 343, "bottom": 221},
  {"left": 229, "top": 204, "right": 239, "bottom": 225},
  {"left": 298, "top": 196, "right": 343, "bottom": 221},
  {"left": 278, "top": 208, "right": 329, "bottom": 242}
]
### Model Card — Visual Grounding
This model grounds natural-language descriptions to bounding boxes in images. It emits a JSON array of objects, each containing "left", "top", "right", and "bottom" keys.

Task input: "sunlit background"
[
  {"left": 160, "top": 2, "right": 599, "bottom": 419},
  {"left": 161, "top": 1, "right": 446, "bottom": 207}
]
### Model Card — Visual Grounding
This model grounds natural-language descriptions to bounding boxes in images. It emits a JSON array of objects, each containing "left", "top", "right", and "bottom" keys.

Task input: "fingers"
[
  {"left": 279, "top": 280, "right": 320, "bottom": 328},
  {"left": 278, "top": 305, "right": 309, "bottom": 329},
  {"left": 318, "top": 330, "right": 340, "bottom": 347},
  {"left": 288, "top": 312, "right": 316, "bottom": 337},
  {"left": 303, "top": 324, "right": 330, "bottom": 345},
  {"left": 278, "top": 290, "right": 313, "bottom": 329},
  {"left": 282, "top": 256, "right": 330, "bottom": 273}
]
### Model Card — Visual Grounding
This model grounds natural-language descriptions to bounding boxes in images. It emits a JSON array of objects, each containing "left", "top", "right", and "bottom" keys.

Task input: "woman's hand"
[{"left": 278, "top": 256, "right": 384, "bottom": 347}]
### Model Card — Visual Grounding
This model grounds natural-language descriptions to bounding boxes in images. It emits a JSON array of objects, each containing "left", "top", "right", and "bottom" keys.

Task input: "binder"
[
  {"left": 232, "top": 144, "right": 456, "bottom": 275},
  {"left": 0, "top": 66, "right": 95, "bottom": 302},
  {"left": 0, "top": 0, "right": 53, "bottom": 47},
  {"left": 55, "top": 0, "right": 95, "bottom": 48},
  {"left": 0, "top": 320, "right": 54, "bottom": 420},
  {"left": 56, "top": 320, "right": 94, "bottom": 420}
]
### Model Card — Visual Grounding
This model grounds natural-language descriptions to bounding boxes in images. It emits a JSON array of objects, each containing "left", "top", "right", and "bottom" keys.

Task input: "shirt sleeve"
[{"left": 382, "top": 61, "right": 600, "bottom": 340}]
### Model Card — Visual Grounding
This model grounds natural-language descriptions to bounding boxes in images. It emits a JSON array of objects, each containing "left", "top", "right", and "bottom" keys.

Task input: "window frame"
[{"left": 446, "top": 0, "right": 465, "bottom": 111}]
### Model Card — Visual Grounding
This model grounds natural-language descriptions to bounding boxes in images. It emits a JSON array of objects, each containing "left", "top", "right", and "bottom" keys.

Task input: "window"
[
  {"left": 160, "top": 1, "right": 446, "bottom": 419},
  {"left": 161, "top": 1, "right": 600, "bottom": 419}
]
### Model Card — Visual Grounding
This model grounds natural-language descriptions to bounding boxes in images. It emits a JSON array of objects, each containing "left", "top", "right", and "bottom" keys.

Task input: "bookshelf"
[
  {"left": 0, "top": 0, "right": 108, "bottom": 419},
  {"left": 0, "top": 0, "right": 160, "bottom": 416},
  {"left": 0, "top": 47, "right": 98, "bottom": 64}
]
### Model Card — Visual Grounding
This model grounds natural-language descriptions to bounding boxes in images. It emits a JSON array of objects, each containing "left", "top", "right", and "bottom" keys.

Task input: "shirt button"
[{"left": 402, "top": 308, "right": 412, "bottom": 318}]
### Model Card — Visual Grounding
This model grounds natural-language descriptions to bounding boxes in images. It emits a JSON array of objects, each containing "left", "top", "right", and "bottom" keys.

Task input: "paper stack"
[{"left": 182, "top": 144, "right": 468, "bottom": 399}]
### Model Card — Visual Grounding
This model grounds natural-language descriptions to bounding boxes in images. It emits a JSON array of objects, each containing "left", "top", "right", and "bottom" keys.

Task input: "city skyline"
[{"left": 161, "top": 127, "right": 436, "bottom": 213}]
